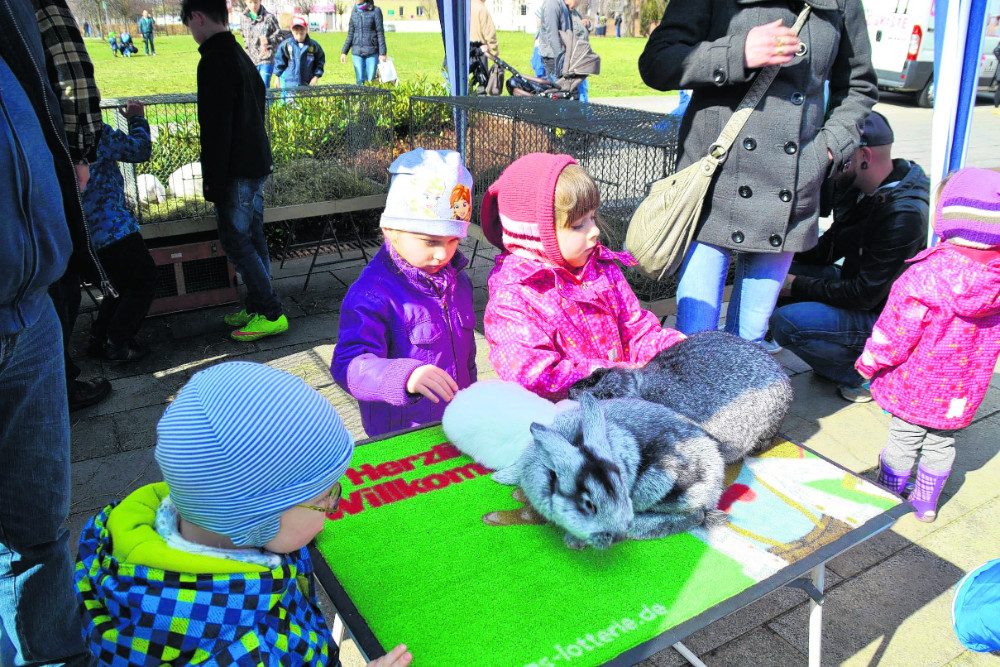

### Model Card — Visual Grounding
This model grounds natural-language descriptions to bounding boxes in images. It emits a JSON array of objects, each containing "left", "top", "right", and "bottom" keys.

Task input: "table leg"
[
  {"left": 672, "top": 641, "right": 708, "bottom": 667},
  {"left": 808, "top": 563, "right": 826, "bottom": 667}
]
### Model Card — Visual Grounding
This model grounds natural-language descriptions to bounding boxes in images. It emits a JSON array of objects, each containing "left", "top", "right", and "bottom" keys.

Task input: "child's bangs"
[{"left": 555, "top": 165, "right": 602, "bottom": 228}]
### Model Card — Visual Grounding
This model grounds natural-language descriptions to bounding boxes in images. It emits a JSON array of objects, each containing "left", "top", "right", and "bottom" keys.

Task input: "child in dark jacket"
[
  {"left": 274, "top": 16, "right": 325, "bottom": 87},
  {"left": 82, "top": 99, "right": 157, "bottom": 361},
  {"left": 332, "top": 149, "right": 477, "bottom": 437}
]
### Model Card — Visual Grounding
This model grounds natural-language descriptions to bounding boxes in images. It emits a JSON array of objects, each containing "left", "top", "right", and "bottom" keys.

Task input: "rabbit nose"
[{"left": 612, "top": 532, "right": 629, "bottom": 544}]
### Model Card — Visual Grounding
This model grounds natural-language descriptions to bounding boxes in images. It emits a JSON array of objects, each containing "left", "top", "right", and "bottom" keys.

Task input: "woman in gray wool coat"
[{"left": 638, "top": 0, "right": 877, "bottom": 345}]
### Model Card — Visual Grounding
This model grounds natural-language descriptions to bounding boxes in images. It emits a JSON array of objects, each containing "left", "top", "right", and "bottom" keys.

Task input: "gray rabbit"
[
  {"left": 493, "top": 394, "right": 726, "bottom": 550},
  {"left": 569, "top": 331, "right": 793, "bottom": 464}
]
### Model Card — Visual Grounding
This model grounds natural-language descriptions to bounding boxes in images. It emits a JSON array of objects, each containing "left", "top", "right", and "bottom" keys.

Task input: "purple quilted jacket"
[{"left": 332, "top": 246, "right": 477, "bottom": 437}]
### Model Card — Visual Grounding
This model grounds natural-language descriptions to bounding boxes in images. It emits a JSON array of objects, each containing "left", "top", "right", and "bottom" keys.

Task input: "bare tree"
[
  {"left": 333, "top": 0, "right": 347, "bottom": 30},
  {"left": 297, "top": 0, "right": 316, "bottom": 16},
  {"left": 418, "top": 0, "right": 437, "bottom": 20}
]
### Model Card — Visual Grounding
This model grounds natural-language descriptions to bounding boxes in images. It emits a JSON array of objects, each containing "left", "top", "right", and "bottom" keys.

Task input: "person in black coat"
[
  {"left": 769, "top": 111, "right": 930, "bottom": 402},
  {"left": 340, "top": 0, "right": 386, "bottom": 84}
]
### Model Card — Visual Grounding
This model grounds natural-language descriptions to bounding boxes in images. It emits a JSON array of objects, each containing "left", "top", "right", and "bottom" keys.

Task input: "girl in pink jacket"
[
  {"left": 856, "top": 167, "right": 1000, "bottom": 522},
  {"left": 481, "top": 153, "right": 686, "bottom": 401}
]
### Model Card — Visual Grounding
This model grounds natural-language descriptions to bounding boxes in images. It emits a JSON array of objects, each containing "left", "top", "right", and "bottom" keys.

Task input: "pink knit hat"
[
  {"left": 481, "top": 153, "right": 577, "bottom": 264},
  {"left": 935, "top": 167, "right": 1000, "bottom": 248}
]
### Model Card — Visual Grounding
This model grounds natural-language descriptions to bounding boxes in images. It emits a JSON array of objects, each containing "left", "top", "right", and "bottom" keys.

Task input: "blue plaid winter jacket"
[
  {"left": 74, "top": 483, "right": 335, "bottom": 666},
  {"left": 82, "top": 119, "right": 150, "bottom": 251}
]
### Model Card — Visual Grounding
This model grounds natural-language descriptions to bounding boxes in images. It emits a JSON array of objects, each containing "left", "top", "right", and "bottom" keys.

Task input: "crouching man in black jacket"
[{"left": 769, "top": 111, "right": 930, "bottom": 403}]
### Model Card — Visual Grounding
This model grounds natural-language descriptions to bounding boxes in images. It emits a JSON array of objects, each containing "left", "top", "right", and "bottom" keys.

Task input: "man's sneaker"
[
  {"left": 69, "top": 378, "right": 112, "bottom": 412},
  {"left": 231, "top": 314, "right": 289, "bottom": 342},
  {"left": 759, "top": 338, "right": 783, "bottom": 354},
  {"left": 838, "top": 380, "right": 872, "bottom": 403},
  {"left": 223, "top": 309, "right": 255, "bottom": 327}
]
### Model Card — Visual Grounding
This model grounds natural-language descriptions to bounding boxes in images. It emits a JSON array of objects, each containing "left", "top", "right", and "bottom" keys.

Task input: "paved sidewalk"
[{"left": 63, "top": 97, "right": 1000, "bottom": 665}]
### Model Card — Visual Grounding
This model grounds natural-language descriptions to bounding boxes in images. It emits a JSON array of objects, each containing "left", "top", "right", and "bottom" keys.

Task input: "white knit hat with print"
[{"left": 379, "top": 148, "right": 474, "bottom": 238}]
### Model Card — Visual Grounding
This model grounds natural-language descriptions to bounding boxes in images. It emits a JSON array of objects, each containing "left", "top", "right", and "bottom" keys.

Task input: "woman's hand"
[
  {"left": 379, "top": 54, "right": 387, "bottom": 63},
  {"left": 340, "top": 53, "right": 347, "bottom": 64},
  {"left": 744, "top": 19, "right": 800, "bottom": 69},
  {"left": 406, "top": 365, "right": 459, "bottom": 403}
]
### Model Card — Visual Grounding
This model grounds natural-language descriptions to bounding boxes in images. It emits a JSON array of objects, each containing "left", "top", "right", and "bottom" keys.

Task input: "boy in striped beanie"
[
  {"left": 481, "top": 152, "right": 685, "bottom": 401},
  {"left": 74, "top": 362, "right": 413, "bottom": 666},
  {"left": 857, "top": 167, "right": 1000, "bottom": 523}
]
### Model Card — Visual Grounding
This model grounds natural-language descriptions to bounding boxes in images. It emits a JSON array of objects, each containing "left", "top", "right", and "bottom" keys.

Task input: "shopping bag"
[{"left": 377, "top": 57, "right": 398, "bottom": 84}]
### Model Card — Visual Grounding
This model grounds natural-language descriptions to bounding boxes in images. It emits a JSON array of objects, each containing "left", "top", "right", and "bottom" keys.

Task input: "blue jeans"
[
  {"left": 142, "top": 32, "right": 154, "bottom": 54},
  {"left": 675, "top": 241, "right": 793, "bottom": 342},
  {"left": 257, "top": 63, "right": 274, "bottom": 88},
  {"left": 769, "top": 263, "right": 877, "bottom": 387},
  {"left": 215, "top": 176, "right": 282, "bottom": 320},
  {"left": 352, "top": 54, "right": 378, "bottom": 84},
  {"left": 0, "top": 298, "right": 94, "bottom": 667}
]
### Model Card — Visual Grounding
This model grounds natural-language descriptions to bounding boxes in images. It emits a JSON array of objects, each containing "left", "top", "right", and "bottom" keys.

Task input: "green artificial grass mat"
[{"left": 314, "top": 427, "right": 901, "bottom": 666}]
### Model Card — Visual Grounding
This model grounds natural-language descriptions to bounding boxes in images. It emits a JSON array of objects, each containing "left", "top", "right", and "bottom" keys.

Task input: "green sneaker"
[
  {"left": 231, "top": 314, "right": 289, "bottom": 342},
  {"left": 223, "top": 309, "right": 255, "bottom": 327}
]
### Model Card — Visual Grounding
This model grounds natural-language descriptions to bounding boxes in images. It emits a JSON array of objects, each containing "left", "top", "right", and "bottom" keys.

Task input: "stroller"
[{"left": 480, "top": 30, "right": 600, "bottom": 100}]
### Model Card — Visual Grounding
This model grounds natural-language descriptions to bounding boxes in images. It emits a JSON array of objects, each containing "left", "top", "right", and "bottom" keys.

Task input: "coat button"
[
  {"left": 779, "top": 189, "right": 792, "bottom": 202},
  {"left": 769, "top": 234, "right": 783, "bottom": 247},
  {"left": 739, "top": 185, "right": 753, "bottom": 198},
  {"left": 713, "top": 67, "right": 727, "bottom": 84},
  {"left": 784, "top": 141, "right": 797, "bottom": 154},
  {"left": 791, "top": 92, "right": 804, "bottom": 105},
  {"left": 743, "top": 137, "right": 757, "bottom": 150},
  {"left": 796, "top": 42, "right": 808, "bottom": 57},
  {"left": 732, "top": 231, "right": 745, "bottom": 244}
]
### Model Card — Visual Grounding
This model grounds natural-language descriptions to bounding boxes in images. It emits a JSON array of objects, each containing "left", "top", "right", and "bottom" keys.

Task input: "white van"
[{"left": 864, "top": 0, "right": 1000, "bottom": 107}]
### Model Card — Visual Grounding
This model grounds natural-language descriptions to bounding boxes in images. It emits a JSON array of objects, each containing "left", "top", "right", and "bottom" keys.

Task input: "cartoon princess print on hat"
[{"left": 450, "top": 184, "right": 471, "bottom": 221}]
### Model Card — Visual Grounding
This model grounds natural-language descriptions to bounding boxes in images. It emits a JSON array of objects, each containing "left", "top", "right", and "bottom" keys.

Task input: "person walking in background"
[
  {"left": 537, "top": 0, "right": 575, "bottom": 82},
  {"left": 83, "top": 19, "right": 90, "bottom": 35},
  {"left": 183, "top": 0, "right": 289, "bottom": 341},
  {"left": 993, "top": 42, "right": 1000, "bottom": 113},
  {"left": 108, "top": 30, "right": 118, "bottom": 55},
  {"left": 857, "top": 167, "right": 1000, "bottom": 524},
  {"left": 614, "top": 12, "right": 621, "bottom": 38},
  {"left": 274, "top": 16, "right": 326, "bottom": 87},
  {"left": 638, "top": 0, "right": 877, "bottom": 347},
  {"left": 239, "top": 0, "right": 281, "bottom": 87},
  {"left": 340, "top": 0, "right": 386, "bottom": 84},
  {"left": 471, "top": 0, "right": 498, "bottom": 56},
  {"left": 82, "top": 99, "right": 157, "bottom": 362},
  {"left": 138, "top": 9, "right": 156, "bottom": 55},
  {"left": 769, "top": 111, "right": 929, "bottom": 402}
]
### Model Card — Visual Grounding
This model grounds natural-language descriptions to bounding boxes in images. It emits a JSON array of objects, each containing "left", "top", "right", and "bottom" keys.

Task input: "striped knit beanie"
[
  {"left": 155, "top": 362, "right": 354, "bottom": 548},
  {"left": 935, "top": 167, "right": 1000, "bottom": 248},
  {"left": 481, "top": 153, "right": 577, "bottom": 264}
]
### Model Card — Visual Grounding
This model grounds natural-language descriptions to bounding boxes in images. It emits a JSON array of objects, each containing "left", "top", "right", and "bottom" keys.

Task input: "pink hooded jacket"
[
  {"left": 484, "top": 247, "right": 685, "bottom": 401},
  {"left": 856, "top": 244, "right": 1000, "bottom": 430}
]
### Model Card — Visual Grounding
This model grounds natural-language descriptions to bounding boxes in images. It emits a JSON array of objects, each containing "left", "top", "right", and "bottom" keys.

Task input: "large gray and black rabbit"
[
  {"left": 493, "top": 394, "right": 727, "bottom": 550},
  {"left": 568, "top": 331, "right": 793, "bottom": 463}
]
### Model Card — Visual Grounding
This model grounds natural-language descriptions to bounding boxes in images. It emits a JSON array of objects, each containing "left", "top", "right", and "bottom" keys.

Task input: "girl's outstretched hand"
[
  {"left": 368, "top": 644, "right": 412, "bottom": 667},
  {"left": 406, "top": 365, "right": 459, "bottom": 403}
]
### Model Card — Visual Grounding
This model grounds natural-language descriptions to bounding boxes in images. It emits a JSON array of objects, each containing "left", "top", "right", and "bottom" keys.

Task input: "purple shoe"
[
  {"left": 877, "top": 450, "right": 911, "bottom": 495},
  {"left": 909, "top": 464, "right": 950, "bottom": 523}
]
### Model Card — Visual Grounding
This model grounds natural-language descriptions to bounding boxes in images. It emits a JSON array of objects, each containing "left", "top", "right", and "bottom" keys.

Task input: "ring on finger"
[
  {"left": 776, "top": 45, "right": 785, "bottom": 56},
  {"left": 776, "top": 36, "right": 785, "bottom": 47}
]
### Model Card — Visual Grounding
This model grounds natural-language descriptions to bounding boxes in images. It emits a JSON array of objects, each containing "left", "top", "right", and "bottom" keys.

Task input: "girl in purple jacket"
[{"left": 332, "top": 149, "right": 477, "bottom": 437}]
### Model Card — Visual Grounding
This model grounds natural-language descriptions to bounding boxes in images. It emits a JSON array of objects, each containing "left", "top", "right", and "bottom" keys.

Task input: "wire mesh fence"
[
  {"left": 408, "top": 96, "right": 682, "bottom": 302},
  {"left": 100, "top": 84, "right": 394, "bottom": 229}
]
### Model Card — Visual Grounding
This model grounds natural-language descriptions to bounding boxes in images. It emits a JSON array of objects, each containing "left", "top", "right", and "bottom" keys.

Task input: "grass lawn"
[{"left": 88, "top": 31, "right": 666, "bottom": 99}]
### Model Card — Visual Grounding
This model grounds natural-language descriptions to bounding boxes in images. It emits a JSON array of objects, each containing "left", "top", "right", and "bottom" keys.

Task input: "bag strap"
[{"left": 707, "top": 5, "right": 812, "bottom": 160}]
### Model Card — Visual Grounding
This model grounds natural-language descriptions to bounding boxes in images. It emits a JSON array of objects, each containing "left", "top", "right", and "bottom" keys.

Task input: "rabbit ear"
[
  {"left": 579, "top": 394, "right": 610, "bottom": 457},
  {"left": 530, "top": 422, "right": 584, "bottom": 480}
]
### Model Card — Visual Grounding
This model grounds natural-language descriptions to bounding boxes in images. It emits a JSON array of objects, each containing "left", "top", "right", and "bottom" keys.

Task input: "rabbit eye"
[{"left": 581, "top": 498, "right": 597, "bottom": 515}]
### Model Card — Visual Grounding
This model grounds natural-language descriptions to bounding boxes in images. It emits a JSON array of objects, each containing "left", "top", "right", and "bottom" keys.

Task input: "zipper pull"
[{"left": 101, "top": 279, "right": 119, "bottom": 299}]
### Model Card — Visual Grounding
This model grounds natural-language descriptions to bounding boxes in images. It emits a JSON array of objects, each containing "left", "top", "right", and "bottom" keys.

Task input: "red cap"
[{"left": 291, "top": 16, "right": 307, "bottom": 28}]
